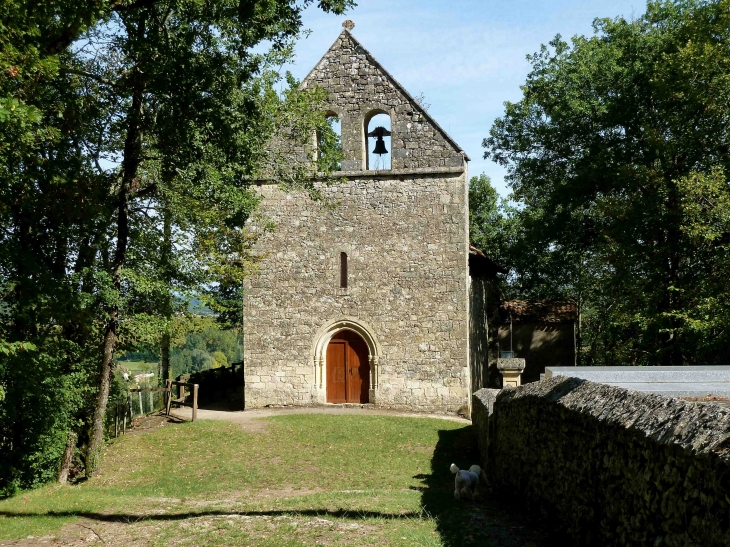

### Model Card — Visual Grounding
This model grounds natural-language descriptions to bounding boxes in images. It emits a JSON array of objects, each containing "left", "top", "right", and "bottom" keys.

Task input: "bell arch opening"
[
  {"left": 364, "top": 111, "right": 391, "bottom": 171},
  {"left": 316, "top": 112, "right": 342, "bottom": 171}
]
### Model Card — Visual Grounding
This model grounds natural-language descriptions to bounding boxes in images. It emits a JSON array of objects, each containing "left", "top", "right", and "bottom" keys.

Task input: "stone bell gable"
[
  {"left": 301, "top": 27, "right": 469, "bottom": 171},
  {"left": 243, "top": 23, "right": 471, "bottom": 413}
]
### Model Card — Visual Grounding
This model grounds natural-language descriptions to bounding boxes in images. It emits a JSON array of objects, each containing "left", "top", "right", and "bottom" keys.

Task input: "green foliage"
[
  {"left": 170, "top": 349, "right": 213, "bottom": 377},
  {"left": 0, "top": 0, "right": 354, "bottom": 493},
  {"left": 0, "top": 341, "right": 93, "bottom": 497},
  {"left": 317, "top": 116, "right": 343, "bottom": 172},
  {"left": 468, "top": 173, "right": 509, "bottom": 263},
  {"left": 170, "top": 327, "right": 242, "bottom": 378},
  {"left": 211, "top": 351, "right": 228, "bottom": 368},
  {"left": 205, "top": 280, "right": 243, "bottom": 329},
  {"left": 483, "top": 0, "right": 730, "bottom": 365}
]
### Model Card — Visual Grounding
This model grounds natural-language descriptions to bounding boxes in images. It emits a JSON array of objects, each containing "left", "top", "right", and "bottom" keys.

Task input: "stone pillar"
[
  {"left": 497, "top": 358, "right": 526, "bottom": 388},
  {"left": 369, "top": 355, "right": 378, "bottom": 404}
]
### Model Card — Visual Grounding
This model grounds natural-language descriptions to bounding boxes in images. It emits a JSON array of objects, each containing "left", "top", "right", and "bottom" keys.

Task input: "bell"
[
  {"left": 367, "top": 125, "right": 391, "bottom": 156},
  {"left": 372, "top": 137, "right": 388, "bottom": 155}
]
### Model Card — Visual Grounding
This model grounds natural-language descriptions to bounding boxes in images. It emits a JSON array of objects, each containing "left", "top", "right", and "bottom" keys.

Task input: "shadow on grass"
[
  {"left": 416, "top": 425, "right": 556, "bottom": 547},
  {"left": 0, "top": 508, "right": 419, "bottom": 523}
]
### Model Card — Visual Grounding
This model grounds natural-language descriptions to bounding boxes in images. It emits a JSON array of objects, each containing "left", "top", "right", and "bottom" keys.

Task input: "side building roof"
[
  {"left": 469, "top": 245, "right": 508, "bottom": 278},
  {"left": 500, "top": 300, "right": 578, "bottom": 324}
]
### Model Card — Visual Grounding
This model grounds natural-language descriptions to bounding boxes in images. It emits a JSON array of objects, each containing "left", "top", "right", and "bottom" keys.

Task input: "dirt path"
[{"left": 168, "top": 405, "right": 470, "bottom": 433}]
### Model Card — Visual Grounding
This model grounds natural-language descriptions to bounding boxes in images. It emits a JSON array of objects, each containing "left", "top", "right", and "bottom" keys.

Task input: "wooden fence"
[
  {"left": 110, "top": 381, "right": 199, "bottom": 438},
  {"left": 112, "top": 397, "right": 133, "bottom": 437},
  {"left": 165, "top": 379, "right": 199, "bottom": 421},
  {"left": 129, "top": 387, "right": 168, "bottom": 416},
  {"left": 178, "top": 362, "right": 244, "bottom": 408}
]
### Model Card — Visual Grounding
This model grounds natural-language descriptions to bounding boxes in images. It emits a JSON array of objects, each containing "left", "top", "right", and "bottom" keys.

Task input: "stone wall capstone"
[{"left": 472, "top": 377, "right": 730, "bottom": 546}]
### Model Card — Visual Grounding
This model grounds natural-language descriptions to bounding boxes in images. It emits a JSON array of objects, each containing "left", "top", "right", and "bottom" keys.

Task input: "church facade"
[{"left": 242, "top": 24, "right": 477, "bottom": 412}]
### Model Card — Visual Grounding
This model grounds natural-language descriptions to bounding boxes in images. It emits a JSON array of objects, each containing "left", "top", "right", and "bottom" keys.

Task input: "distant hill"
[{"left": 187, "top": 297, "right": 214, "bottom": 316}]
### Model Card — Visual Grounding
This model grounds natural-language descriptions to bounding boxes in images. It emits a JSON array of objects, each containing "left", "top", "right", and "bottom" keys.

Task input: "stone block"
[
  {"left": 474, "top": 377, "right": 730, "bottom": 546},
  {"left": 497, "top": 358, "right": 526, "bottom": 388}
]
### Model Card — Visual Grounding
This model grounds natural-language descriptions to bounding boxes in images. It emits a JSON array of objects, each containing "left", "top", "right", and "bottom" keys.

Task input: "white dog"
[{"left": 450, "top": 463, "right": 487, "bottom": 501}]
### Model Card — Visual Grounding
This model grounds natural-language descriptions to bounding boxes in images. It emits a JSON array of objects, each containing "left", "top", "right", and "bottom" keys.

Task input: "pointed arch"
[{"left": 311, "top": 317, "right": 382, "bottom": 397}]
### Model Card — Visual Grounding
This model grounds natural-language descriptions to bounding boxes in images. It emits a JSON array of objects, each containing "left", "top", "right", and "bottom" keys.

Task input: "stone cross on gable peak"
[{"left": 342, "top": 20, "right": 355, "bottom": 31}]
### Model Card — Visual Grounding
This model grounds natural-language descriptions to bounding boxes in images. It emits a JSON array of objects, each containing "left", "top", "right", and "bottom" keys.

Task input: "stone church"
[{"left": 243, "top": 22, "right": 501, "bottom": 412}]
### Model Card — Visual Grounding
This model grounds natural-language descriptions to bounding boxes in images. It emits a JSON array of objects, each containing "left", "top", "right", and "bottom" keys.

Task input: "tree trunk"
[
  {"left": 57, "top": 431, "right": 77, "bottom": 484},
  {"left": 159, "top": 207, "right": 172, "bottom": 385},
  {"left": 86, "top": 17, "right": 146, "bottom": 477},
  {"left": 576, "top": 292, "right": 582, "bottom": 367},
  {"left": 86, "top": 324, "right": 117, "bottom": 476},
  {"left": 160, "top": 332, "right": 171, "bottom": 384}
]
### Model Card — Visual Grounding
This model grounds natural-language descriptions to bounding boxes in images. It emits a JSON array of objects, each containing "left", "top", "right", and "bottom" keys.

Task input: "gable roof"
[
  {"left": 500, "top": 300, "right": 578, "bottom": 324},
  {"left": 469, "top": 244, "right": 508, "bottom": 278},
  {"left": 302, "top": 29, "right": 470, "bottom": 162}
]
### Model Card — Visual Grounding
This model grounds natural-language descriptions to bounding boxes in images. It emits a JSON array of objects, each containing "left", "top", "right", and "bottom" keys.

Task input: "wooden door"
[
  {"left": 345, "top": 332, "right": 369, "bottom": 403},
  {"left": 326, "top": 339, "right": 347, "bottom": 403},
  {"left": 326, "top": 330, "right": 370, "bottom": 403}
]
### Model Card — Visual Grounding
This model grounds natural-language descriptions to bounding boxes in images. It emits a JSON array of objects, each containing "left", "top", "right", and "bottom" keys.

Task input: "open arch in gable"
[{"left": 363, "top": 108, "right": 392, "bottom": 171}]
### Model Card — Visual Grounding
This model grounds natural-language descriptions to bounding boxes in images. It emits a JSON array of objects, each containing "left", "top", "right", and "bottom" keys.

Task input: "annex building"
[{"left": 243, "top": 22, "right": 501, "bottom": 412}]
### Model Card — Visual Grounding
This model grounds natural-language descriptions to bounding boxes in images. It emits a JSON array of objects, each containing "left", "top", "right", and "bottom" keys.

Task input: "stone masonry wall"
[
  {"left": 244, "top": 171, "right": 470, "bottom": 411},
  {"left": 302, "top": 30, "right": 466, "bottom": 172},
  {"left": 243, "top": 27, "right": 471, "bottom": 412},
  {"left": 472, "top": 378, "right": 730, "bottom": 546}
]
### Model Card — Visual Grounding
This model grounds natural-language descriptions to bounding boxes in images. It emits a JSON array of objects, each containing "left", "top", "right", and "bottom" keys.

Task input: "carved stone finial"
[{"left": 342, "top": 20, "right": 355, "bottom": 31}]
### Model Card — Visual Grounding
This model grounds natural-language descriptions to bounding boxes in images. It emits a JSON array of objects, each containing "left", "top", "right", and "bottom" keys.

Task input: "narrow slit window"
[{"left": 340, "top": 252, "right": 348, "bottom": 289}]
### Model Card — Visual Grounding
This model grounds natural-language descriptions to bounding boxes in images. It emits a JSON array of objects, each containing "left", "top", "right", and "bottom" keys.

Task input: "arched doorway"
[{"left": 326, "top": 330, "right": 370, "bottom": 403}]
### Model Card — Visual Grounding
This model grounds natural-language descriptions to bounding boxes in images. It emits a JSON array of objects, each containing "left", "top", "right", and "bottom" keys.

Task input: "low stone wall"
[{"left": 472, "top": 377, "right": 730, "bottom": 546}]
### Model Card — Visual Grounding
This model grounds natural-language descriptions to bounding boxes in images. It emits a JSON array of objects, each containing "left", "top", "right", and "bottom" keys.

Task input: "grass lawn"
[{"left": 0, "top": 414, "right": 545, "bottom": 546}]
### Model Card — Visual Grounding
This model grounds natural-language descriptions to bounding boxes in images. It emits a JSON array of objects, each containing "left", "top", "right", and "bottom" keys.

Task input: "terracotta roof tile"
[
  {"left": 469, "top": 244, "right": 508, "bottom": 277},
  {"left": 499, "top": 300, "right": 577, "bottom": 323}
]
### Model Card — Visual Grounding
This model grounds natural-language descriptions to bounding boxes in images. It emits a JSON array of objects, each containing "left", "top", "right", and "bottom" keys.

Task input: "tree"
[
  {"left": 1, "top": 5, "right": 113, "bottom": 492},
  {"left": 74, "top": 0, "right": 353, "bottom": 478},
  {"left": 1, "top": 0, "right": 354, "bottom": 491},
  {"left": 468, "top": 174, "right": 505, "bottom": 262},
  {"left": 484, "top": 0, "right": 730, "bottom": 366},
  {"left": 211, "top": 351, "right": 228, "bottom": 368}
]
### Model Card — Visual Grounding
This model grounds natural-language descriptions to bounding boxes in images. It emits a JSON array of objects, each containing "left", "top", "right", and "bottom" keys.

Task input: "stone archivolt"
[{"left": 310, "top": 317, "right": 381, "bottom": 393}]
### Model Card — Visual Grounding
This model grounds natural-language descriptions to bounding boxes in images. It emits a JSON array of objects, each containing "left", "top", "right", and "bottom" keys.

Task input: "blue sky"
[{"left": 286, "top": 0, "right": 645, "bottom": 196}]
